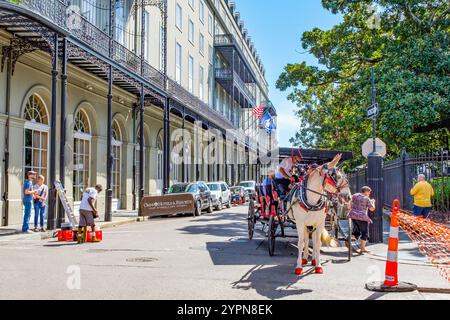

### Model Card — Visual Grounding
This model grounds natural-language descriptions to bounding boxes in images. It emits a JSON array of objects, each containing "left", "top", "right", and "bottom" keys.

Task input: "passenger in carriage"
[
  {"left": 274, "top": 155, "right": 302, "bottom": 198},
  {"left": 262, "top": 170, "right": 278, "bottom": 218}
]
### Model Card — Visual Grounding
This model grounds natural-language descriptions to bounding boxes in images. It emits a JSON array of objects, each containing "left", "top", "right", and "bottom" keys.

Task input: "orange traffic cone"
[
  {"left": 384, "top": 200, "right": 400, "bottom": 287},
  {"left": 384, "top": 199, "right": 400, "bottom": 286},
  {"left": 365, "top": 199, "right": 417, "bottom": 293}
]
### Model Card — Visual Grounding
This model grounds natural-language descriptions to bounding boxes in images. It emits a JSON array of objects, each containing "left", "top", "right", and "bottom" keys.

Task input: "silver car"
[{"left": 206, "top": 182, "right": 232, "bottom": 211}]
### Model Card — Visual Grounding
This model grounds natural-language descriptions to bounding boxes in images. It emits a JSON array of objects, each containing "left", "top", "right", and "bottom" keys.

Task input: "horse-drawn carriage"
[{"left": 248, "top": 148, "right": 354, "bottom": 273}]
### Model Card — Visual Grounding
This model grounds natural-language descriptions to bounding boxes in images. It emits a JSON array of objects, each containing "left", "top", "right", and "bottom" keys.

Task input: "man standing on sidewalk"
[
  {"left": 410, "top": 174, "right": 434, "bottom": 219},
  {"left": 78, "top": 184, "right": 103, "bottom": 243},
  {"left": 22, "top": 171, "right": 36, "bottom": 233}
]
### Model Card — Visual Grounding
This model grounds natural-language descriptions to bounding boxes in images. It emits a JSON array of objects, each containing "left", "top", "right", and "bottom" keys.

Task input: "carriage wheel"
[
  {"left": 247, "top": 200, "right": 256, "bottom": 240},
  {"left": 268, "top": 216, "right": 276, "bottom": 256}
]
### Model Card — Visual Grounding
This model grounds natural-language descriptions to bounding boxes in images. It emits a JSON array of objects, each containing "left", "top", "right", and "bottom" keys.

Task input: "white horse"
[{"left": 288, "top": 154, "right": 351, "bottom": 275}]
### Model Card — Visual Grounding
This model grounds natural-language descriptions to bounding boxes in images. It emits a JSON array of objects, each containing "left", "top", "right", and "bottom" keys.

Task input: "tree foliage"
[{"left": 277, "top": 0, "right": 449, "bottom": 168}]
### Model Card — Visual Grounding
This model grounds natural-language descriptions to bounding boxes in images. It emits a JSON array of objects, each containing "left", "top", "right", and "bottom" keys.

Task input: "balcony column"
[
  {"left": 181, "top": 108, "right": 186, "bottom": 183},
  {"left": 57, "top": 38, "right": 68, "bottom": 228},
  {"left": 105, "top": 66, "right": 113, "bottom": 222},
  {"left": 138, "top": 84, "right": 145, "bottom": 215},
  {"left": 163, "top": 97, "right": 170, "bottom": 193},
  {"left": 47, "top": 34, "right": 59, "bottom": 231}
]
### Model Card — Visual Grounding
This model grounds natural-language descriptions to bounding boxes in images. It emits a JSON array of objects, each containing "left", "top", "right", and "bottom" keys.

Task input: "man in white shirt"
[
  {"left": 275, "top": 155, "right": 302, "bottom": 197},
  {"left": 78, "top": 184, "right": 103, "bottom": 243}
]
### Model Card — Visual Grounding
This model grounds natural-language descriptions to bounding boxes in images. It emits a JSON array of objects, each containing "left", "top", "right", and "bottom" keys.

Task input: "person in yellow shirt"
[{"left": 410, "top": 174, "right": 434, "bottom": 219}]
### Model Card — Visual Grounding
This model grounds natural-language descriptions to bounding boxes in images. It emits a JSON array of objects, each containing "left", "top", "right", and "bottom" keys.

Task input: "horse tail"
[{"left": 321, "top": 228, "right": 338, "bottom": 247}]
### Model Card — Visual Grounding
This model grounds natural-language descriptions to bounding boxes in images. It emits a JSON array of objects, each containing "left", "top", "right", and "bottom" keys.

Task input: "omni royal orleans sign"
[{"left": 141, "top": 194, "right": 196, "bottom": 217}]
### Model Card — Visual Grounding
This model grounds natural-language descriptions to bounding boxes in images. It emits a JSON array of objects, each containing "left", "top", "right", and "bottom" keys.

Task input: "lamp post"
[{"left": 367, "top": 67, "right": 384, "bottom": 244}]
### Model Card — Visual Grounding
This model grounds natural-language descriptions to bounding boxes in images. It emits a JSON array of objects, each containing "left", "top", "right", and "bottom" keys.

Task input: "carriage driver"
[{"left": 274, "top": 155, "right": 302, "bottom": 198}]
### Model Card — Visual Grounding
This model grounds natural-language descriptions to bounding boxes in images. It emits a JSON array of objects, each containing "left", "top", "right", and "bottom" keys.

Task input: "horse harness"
[{"left": 285, "top": 168, "right": 347, "bottom": 222}]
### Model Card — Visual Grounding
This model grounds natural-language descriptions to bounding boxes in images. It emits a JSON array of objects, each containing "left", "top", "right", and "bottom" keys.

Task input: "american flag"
[{"left": 252, "top": 106, "right": 266, "bottom": 119}]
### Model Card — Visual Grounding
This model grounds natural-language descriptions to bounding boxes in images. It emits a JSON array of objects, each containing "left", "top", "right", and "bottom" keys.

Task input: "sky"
[{"left": 236, "top": 0, "right": 342, "bottom": 147}]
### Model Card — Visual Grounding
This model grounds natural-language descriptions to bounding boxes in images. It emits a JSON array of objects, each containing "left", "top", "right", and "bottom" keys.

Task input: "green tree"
[{"left": 277, "top": 0, "right": 449, "bottom": 168}]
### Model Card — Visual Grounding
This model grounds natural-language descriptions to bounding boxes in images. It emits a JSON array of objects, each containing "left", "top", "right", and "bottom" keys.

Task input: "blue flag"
[{"left": 260, "top": 111, "right": 276, "bottom": 134}]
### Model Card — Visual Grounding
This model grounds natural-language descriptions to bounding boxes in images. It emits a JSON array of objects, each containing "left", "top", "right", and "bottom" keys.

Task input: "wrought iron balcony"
[
  {"left": 215, "top": 67, "right": 256, "bottom": 106},
  {"left": 167, "top": 79, "right": 234, "bottom": 130},
  {"left": 2, "top": 0, "right": 235, "bottom": 130}
]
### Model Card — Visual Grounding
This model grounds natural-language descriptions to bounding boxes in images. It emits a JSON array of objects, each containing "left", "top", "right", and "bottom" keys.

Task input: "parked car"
[
  {"left": 168, "top": 182, "right": 213, "bottom": 216},
  {"left": 207, "top": 182, "right": 232, "bottom": 210},
  {"left": 230, "top": 186, "right": 249, "bottom": 204},
  {"left": 238, "top": 181, "right": 257, "bottom": 200}
]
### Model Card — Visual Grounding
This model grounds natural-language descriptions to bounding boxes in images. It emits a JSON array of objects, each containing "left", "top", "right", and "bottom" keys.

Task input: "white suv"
[{"left": 206, "top": 182, "right": 232, "bottom": 211}]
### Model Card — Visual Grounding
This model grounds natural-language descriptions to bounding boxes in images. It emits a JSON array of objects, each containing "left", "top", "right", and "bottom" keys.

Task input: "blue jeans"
[
  {"left": 22, "top": 201, "right": 33, "bottom": 232},
  {"left": 34, "top": 203, "right": 46, "bottom": 228},
  {"left": 413, "top": 206, "right": 431, "bottom": 219}
]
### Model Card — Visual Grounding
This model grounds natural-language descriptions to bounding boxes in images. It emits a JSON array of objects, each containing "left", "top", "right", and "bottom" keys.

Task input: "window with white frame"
[
  {"left": 208, "top": 44, "right": 213, "bottom": 64},
  {"left": 188, "top": 19, "right": 194, "bottom": 44},
  {"left": 199, "top": 32, "right": 204, "bottom": 56},
  {"left": 188, "top": 55, "right": 194, "bottom": 93},
  {"left": 188, "top": 0, "right": 195, "bottom": 10},
  {"left": 199, "top": 0, "right": 205, "bottom": 23},
  {"left": 115, "top": 0, "right": 125, "bottom": 44},
  {"left": 208, "top": 14, "right": 213, "bottom": 35},
  {"left": 23, "top": 94, "right": 49, "bottom": 180},
  {"left": 176, "top": 42, "right": 182, "bottom": 84},
  {"left": 176, "top": 3, "right": 182, "bottom": 30},
  {"left": 144, "top": 11, "right": 150, "bottom": 61},
  {"left": 199, "top": 65, "right": 204, "bottom": 101},
  {"left": 160, "top": 24, "right": 164, "bottom": 70},
  {"left": 112, "top": 120, "right": 122, "bottom": 200},
  {"left": 73, "top": 109, "right": 91, "bottom": 201}
]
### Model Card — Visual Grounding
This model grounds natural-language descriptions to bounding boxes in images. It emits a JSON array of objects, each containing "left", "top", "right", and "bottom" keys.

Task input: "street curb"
[
  {"left": 40, "top": 218, "right": 139, "bottom": 240},
  {"left": 0, "top": 229, "right": 18, "bottom": 237}
]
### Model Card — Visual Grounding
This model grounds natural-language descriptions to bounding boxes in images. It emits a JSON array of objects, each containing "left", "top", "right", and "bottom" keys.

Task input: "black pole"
[
  {"left": 57, "top": 38, "right": 68, "bottom": 228},
  {"left": 105, "top": 66, "right": 113, "bottom": 222},
  {"left": 182, "top": 113, "right": 185, "bottom": 183},
  {"left": 367, "top": 66, "right": 383, "bottom": 243},
  {"left": 132, "top": 105, "right": 136, "bottom": 211},
  {"left": 163, "top": 97, "right": 170, "bottom": 193},
  {"left": 47, "top": 34, "right": 59, "bottom": 231},
  {"left": 138, "top": 85, "right": 145, "bottom": 214},
  {"left": 2, "top": 48, "right": 12, "bottom": 227}
]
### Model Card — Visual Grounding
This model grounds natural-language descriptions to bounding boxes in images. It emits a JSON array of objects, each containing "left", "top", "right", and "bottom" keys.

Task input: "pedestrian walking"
[
  {"left": 77, "top": 184, "right": 103, "bottom": 243},
  {"left": 410, "top": 174, "right": 434, "bottom": 219},
  {"left": 347, "top": 186, "right": 376, "bottom": 254},
  {"left": 22, "top": 170, "right": 37, "bottom": 233},
  {"left": 32, "top": 175, "right": 48, "bottom": 232}
]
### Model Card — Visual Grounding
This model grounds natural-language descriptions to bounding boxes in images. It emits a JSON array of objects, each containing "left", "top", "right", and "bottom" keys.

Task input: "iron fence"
[{"left": 348, "top": 150, "right": 450, "bottom": 223}]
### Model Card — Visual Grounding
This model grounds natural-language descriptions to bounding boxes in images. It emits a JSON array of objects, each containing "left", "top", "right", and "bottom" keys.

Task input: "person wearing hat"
[
  {"left": 77, "top": 184, "right": 103, "bottom": 243},
  {"left": 22, "top": 170, "right": 37, "bottom": 233},
  {"left": 410, "top": 174, "right": 434, "bottom": 219}
]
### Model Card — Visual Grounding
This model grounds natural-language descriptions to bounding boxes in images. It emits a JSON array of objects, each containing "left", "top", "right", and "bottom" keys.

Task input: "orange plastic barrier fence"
[{"left": 397, "top": 209, "right": 450, "bottom": 282}]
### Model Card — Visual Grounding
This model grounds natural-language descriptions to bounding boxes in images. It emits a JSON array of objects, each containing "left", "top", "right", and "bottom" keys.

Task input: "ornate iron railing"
[
  {"left": 19, "top": 0, "right": 67, "bottom": 27},
  {"left": 215, "top": 67, "right": 256, "bottom": 104},
  {"left": 71, "top": 12, "right": 110, "bottom": 57},
  {"left": 111, "top": 40, "right": 141, "bottom": 75},
  {"left": 167, "top": 79, "right": 234, "bottom": 130},
  {"left": 143, "top": 60, "right": 165, "bottom": 89}
]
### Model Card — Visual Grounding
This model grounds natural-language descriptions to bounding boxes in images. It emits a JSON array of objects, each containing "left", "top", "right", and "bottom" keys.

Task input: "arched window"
[
  {"left": 73, "top": 109, "right": 91, "bottom": 201},
  {"left": 23, "top": 94, "right": 49, "bottom": 179},
  {"left": 112, "top": 120, "right": 122, "bottom": 201}
]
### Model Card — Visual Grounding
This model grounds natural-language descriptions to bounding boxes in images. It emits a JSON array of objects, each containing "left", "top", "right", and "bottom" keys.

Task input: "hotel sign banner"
[{"left": 141, "top": 194, "right": 195, "bottom": 217}]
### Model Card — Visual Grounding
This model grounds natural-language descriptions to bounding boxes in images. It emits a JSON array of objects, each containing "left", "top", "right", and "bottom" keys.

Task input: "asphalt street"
[{"left": 0, "top": 205, "right": 448, "bottom": 300}]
